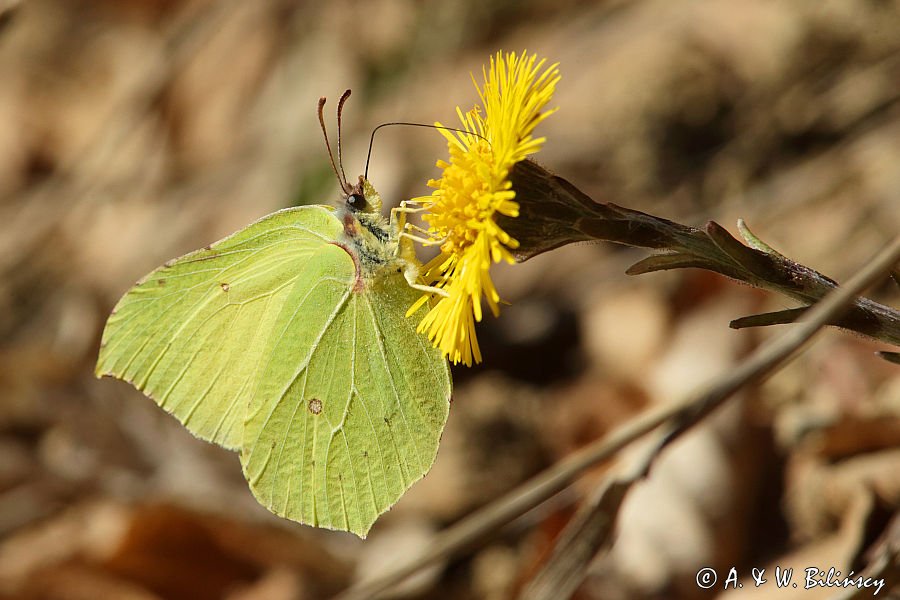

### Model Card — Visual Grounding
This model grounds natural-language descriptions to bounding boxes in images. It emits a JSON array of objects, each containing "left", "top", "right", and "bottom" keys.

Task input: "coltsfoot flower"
[{"left": 406, "top": 51, "right": 560, "bottom": 366}]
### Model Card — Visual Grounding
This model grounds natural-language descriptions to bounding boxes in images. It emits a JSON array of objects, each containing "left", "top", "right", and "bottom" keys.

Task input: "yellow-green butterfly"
[{"left": 96, "top": 92, "right": 451, "bottom": 537}]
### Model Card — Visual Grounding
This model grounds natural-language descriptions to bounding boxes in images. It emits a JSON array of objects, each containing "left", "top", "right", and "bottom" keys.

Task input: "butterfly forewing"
[{"left": 96, "top": 206, "right": 351, "bottom": 449}]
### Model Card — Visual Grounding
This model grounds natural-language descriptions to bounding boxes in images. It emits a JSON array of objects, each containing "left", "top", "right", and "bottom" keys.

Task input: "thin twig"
[
  {"left": 521, "top": 430, "right": 669, "bottom": 600},
  {"left": 336, "top": 394, "right": 694, "bottom": 600},
  {"left": 339, "top": 237, "right": 900, "bottom": 600},
  {"left": 522, "top": 237, "right": 900, "bottom": 600}
]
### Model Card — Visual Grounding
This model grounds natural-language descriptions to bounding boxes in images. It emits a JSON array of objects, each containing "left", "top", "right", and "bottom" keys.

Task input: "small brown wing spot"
[
  {"left": 204, "top": 244, "right": 212, "bottom": 251},
  {"left": 220, "top": 282, "right": 230, "bottom": 292},
  {"left": 157, "top": 279, "right": 166, "bottom": 286},
  {"left": 308, "top": 398, "right": 323, "bottom": 415}
]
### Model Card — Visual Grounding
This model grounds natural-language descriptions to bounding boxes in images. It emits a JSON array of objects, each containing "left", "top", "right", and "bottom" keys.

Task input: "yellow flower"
[{"left": 406, "top": 51, "right": 560, "bottom": 366}]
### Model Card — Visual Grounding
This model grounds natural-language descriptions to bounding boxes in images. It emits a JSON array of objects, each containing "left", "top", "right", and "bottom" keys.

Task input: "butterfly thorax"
[
  {"left": 336, "top": 177, "right": 408, "bottom": 289},
  {"left": 339, "top": 209, "right": 399, "bottom": 267}
]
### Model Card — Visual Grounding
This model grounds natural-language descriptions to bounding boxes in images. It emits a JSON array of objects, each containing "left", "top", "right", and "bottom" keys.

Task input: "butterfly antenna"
[
  {"left": 364, "top": 122, "right": 491, "bottom": 180},
  {"left": 318, "top": 96, "right": 351, "bottom": 195},
  {"left": 336, "top": 89, "right": 351, "bottom": 187}
]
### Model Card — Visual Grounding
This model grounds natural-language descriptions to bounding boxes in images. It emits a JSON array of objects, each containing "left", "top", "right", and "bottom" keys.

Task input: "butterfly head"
[{"left": 345, "top": 176, "right": 383, "bottom": 214}]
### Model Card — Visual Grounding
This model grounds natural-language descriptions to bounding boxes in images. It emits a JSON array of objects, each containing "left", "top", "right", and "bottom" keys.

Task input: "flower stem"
[{"left": 501, "top": 159, "right": 900, "bottom": 348}]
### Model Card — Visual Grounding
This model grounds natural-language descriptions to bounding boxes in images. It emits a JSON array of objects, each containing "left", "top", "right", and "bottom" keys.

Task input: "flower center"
[{"left": 424, "top": 140, "right": 503, "bottom": 255}]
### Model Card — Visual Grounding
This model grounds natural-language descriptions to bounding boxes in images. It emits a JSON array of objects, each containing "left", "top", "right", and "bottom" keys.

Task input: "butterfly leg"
[
  {"left": 400, "top": 231, "right": 444, "bottom": 246},
  {"left": 394, "top": 201, "right": 428, "bottom": 213},
  {"left": 389, "top": 202, "right": 428, "bottom": 240},
  {"left": 398, "top": 252, "right": 449, "bottom": 298},
  {"left": 388, "top": 205, "right": 449, "bottom": 298},
  {"left": 406, "top": 279, "right": 450, "bottom": 297},
  {"left": 402, "top": 222, "right": 436, "bottom": 237}
]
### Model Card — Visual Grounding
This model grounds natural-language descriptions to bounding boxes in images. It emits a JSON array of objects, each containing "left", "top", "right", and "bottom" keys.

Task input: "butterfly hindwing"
[{"left": 241, "top": 259, "right": 451, "bottom": 537}]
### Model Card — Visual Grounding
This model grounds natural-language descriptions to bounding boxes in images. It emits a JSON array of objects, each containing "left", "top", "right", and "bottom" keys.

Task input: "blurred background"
[{"left": 1, "top": 0, "right": 899, "bottom": 598}]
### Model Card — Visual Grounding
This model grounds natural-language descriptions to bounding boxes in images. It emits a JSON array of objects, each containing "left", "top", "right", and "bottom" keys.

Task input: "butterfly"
[{"left": 96, "top": 91, "right": 452, "bottom": 537}]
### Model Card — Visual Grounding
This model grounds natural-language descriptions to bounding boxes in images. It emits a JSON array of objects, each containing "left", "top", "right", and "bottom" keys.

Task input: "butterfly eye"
[{"left": 347, "top": 193, "right": 368, "bottom": 211}]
